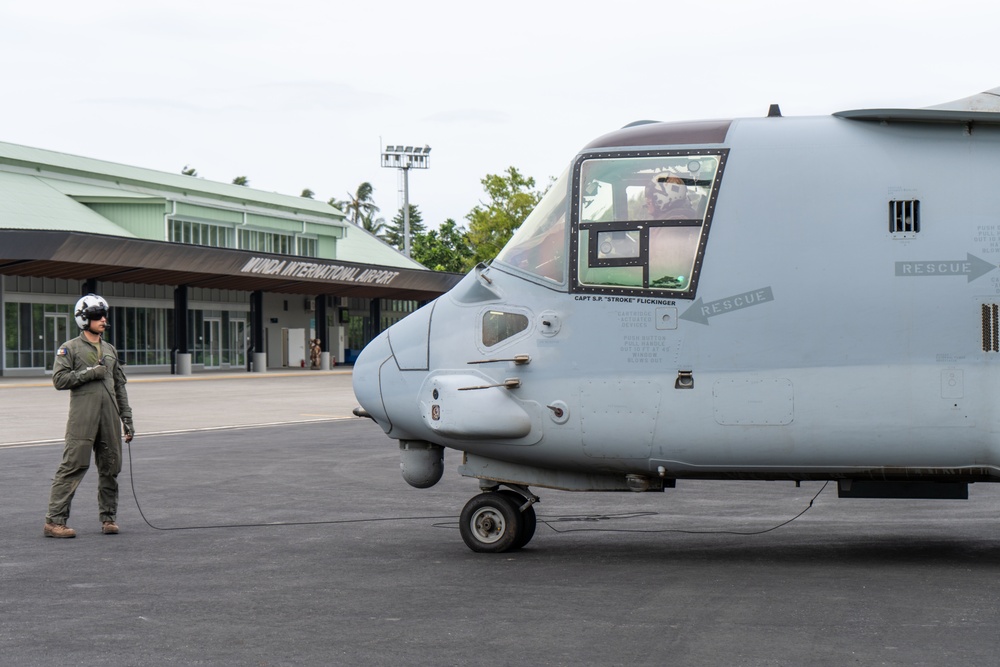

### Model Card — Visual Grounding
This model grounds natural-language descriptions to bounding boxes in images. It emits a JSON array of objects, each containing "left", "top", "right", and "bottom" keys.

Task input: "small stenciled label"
[
  {"left": 619, "top": 335, "right": 669, "bottom": 365},
  {"left": 617, "top": 310, "right": 653, "bottom": 329},
  {"left": 974, "top": 226, "right": 1000, "bottom": 255}
]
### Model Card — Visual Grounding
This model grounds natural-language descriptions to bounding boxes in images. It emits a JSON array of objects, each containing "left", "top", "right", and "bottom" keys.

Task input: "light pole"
[{"left": 380, "top": 144, "right": 431, "bottom": 257}]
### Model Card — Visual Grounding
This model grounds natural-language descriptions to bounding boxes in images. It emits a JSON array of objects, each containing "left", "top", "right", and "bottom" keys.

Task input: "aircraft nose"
[
  {"left": 353, "top": 303, "right": 436, "bottom": 435},
  {"left": 352, "top": 330, "right": 392, "bottom": 429}
]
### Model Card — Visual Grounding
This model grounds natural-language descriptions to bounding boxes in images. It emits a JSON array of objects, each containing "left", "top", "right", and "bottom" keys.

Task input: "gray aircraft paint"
[{"left": 353, "top": 87, "right": 1000, "bottom": 550}]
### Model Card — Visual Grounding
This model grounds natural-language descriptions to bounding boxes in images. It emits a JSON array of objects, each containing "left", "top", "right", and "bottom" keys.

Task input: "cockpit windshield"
[
  {"left": 493, "top": 167, "right": 570, "bottom": 284},
  {"left": 492, "top": 149, "right": 726, "bottom": 297},
  {"left": 574, "top": 150, "right": 727, "bottom": 297}
]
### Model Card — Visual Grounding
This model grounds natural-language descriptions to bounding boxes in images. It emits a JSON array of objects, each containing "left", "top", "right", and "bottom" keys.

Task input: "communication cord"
[
  {"left": 126, "top": 439, "right": 829, "bottom": 536},
  {"left": 125, "top": 439, "right": 455, "bottom": 531},
  {"left": 536, "top": 481, "right": 829, "bottom": 536}
]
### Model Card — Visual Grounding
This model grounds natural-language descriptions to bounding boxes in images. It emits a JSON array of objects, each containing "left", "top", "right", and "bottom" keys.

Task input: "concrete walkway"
[{"left": 0, "top": 369, "right": 359, "bottom": 447}]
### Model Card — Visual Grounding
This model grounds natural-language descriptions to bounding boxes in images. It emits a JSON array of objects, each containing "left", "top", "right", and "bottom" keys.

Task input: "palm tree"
[
  {"left": 340, "top": 182, "right": 380, "bottom": 226},
  {"left": 359, "top": 210, "right": 386, "bottom": 236}
]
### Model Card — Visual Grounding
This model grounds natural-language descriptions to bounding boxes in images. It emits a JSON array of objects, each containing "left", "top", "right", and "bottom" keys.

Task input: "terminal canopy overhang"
[{"left": 0, "top": 229, "right": 463, "bottom": 300}]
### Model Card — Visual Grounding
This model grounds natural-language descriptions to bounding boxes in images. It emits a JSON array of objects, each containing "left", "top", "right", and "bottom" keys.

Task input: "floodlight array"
[{"left": 380, "top": 144, "right": 431, "bottom": 169}]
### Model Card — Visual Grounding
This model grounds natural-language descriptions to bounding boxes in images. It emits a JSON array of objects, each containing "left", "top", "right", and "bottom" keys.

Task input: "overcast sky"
[{"left": 3, "top": 0, "right": 999, "bottom": 231}]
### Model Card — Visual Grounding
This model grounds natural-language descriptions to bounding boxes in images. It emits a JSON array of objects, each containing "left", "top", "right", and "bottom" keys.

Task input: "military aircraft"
[{"left": 353, "top": 86, "right": 1000, "bottom": 552}]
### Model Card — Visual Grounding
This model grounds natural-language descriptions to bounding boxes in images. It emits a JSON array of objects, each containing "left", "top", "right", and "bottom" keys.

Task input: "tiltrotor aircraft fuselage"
[{"left": 354, "top": 87, "right": 1000, "bottom": 552}]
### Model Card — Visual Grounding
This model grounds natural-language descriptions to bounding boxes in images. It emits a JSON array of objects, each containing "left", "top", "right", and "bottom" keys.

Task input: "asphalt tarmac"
[{"left": 2, "top": 371, "right": 999, "bottom": 666}]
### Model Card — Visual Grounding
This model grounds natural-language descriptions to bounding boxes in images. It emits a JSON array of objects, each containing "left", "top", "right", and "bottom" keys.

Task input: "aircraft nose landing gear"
[{"left": 459, "top": 487, "right": 538, "bottom": 553}]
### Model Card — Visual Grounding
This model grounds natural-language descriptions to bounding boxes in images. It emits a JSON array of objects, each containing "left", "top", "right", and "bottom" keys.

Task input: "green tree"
[
  {"left": 383, "top": 204, "right": 426, "bottom": 252},
  {"left": 359, "top": 209, "right": 386, "bottom": 236},
  {"left": 181, "top": 165, "right": 198, "bottom": 176},
  {"left": 465, "top": 167, "right": 544, "bottom": 265},
  {"left": 300, "top": 188, "right": 315, "bottom": 199},
  {"left": 411, "top": 219, "right": 474, "bottom": 272},
  {"left": 336, "top": 182, "right": 380, "bottom": 227},
  {"left": 232, "top": 175, "right": 249, "bottom": 186}
]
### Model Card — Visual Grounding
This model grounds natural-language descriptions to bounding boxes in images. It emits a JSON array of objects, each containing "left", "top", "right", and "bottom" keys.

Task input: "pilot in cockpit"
[{"left": 645, "top": 175, "right": 698, "bottom": 220}]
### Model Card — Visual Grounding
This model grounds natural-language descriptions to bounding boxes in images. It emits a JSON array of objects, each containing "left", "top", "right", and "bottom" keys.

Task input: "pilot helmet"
[
  {"left": 645, "top": 175, "right": 688, "bottom": 214},
  {"left": 74, "top": 293, "right": 110, "bottom": 330}
]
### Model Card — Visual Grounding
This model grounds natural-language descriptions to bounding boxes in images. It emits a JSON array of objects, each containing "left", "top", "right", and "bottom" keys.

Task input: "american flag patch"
[{"left": 57, "top": 347, "right": 67, "bottom": 356}]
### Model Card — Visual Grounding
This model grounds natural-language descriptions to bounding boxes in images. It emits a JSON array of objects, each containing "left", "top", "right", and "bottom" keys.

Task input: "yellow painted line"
[
  {"left": 0, "top": 369, "right": 353, "bottom": 388},
  {"left": 0, "top": 440, "right": 63, "bottom": 449},
  {"left": 0, "top": 416, "right": 358, "bottom": 449},
  {"left": 128, "top": 370, "right": 354, "bottom": 383}
]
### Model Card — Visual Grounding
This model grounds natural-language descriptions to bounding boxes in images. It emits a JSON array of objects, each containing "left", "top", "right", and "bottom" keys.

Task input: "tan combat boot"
[
  {"left": 44, "top": 523, "right": 76, "bottom": 538},
  {"left": 102, "top": 521, "right": 119, "bottom": 535}
]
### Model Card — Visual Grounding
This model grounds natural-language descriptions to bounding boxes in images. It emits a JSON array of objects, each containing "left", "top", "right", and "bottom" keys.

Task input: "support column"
[
  {"left": 251, "top": 290, "right": 266, "bottom": 373},
  {"left": 316, "top": 294, "right": 330, "bottom": 368},
  {"left": 316, "top": 294, "right": 328, "bottom": 352},
  {"left": 0, "top": 277, "right": 5, "bottom": 377},
  {"left": 368, "top": 298, "right": 382, "bottom": 340},
  {"left": 173, "top": 286, "right": 191, "bottom": 375}
]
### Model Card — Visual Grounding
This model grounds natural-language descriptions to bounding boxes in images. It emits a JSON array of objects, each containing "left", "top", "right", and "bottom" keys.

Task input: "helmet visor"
[{"left": 84, "top": 307, "right": 108, "bottom": 321}]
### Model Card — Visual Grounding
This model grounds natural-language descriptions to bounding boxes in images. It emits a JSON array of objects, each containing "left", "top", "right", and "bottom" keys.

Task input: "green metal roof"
[
  {"left": 0, "top": 139, "right": 346, "bottom": 223},
  {"left": 42, "top": 177, "right": 165, "bottom": 201},
  {"left": 0, "top": 138, "right": 433, "bottom": 271},
  {"left": 336, "top": 225, "right": 429, "bottom": 270},
  {"left": 0, "top": 171, "right": 136, "bottom": 237}
]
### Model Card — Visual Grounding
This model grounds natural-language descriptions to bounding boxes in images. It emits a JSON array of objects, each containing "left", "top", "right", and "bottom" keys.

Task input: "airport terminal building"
[{"left": 0, "top": 141, "right": 462, "bottom": 377}]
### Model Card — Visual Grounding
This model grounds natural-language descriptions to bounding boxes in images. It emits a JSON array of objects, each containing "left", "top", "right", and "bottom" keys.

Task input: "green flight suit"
[{"left": 45, "top": 334, "right": 132, "bottom": 526}]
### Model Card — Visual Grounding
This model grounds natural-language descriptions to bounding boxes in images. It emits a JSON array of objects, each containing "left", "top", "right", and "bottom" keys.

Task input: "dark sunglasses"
[{"left": 86, "top": 308, "right": 108, "bottom": 320}]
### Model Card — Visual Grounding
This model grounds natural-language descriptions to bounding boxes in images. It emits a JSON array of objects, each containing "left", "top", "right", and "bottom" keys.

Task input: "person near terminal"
[
  {"left": 43, "top": 293, "right": 135, "bottom": 538},
  {"left": 310, "top": 338, "right": 322, "bottom": 369}
]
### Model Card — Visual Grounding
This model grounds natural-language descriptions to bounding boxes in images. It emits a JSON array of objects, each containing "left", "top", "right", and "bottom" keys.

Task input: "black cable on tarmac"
[
  {"left": 126, "top": 439, "right": 829, "bottom": 536},
  {"left": 125, "top": 439, "right": 456, "bottom": 531}
]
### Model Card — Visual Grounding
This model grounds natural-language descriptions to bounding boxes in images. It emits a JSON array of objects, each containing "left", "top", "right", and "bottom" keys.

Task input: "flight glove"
[{"left": 122, "top": 417, "right": 135, "bottom": 443}]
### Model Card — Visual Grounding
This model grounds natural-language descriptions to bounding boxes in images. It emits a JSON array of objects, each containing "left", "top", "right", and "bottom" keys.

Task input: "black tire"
[
  {"left": 459, "top": 492, "right": 523, "bottom": 553},
  {"left": 498, "top": 489, "right": 536, "bottom": 550}
]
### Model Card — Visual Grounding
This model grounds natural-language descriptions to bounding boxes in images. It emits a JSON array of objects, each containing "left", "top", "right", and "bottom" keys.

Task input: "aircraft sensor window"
[
  {"left": 494, "top": 167, "right": 571, "bottom": 284},
  {"left": 482, "top": 310, "right": 530, "bottom": 347},
  {"left": 573, "top": 151, "right": 726, "bottom": 297},
  {"left": 889, "top": 199, "right": 920, "bottom": 238}
]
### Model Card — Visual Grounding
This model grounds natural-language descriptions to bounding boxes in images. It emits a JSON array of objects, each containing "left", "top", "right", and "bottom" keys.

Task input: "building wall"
[{"left": 0, "top": 140, "right": 436, "bottom": 377}]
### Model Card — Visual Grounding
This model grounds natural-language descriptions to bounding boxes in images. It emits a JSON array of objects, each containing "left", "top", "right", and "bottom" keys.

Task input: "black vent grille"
[
  {"left": 889, "top": 200, "right": 920, "bottom": 235},
  {"left": 983, "top": 304, "right": 999, "bottom": 352}
]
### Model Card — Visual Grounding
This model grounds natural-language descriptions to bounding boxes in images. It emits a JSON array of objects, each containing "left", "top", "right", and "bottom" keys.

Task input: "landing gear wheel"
[
  {"left": 498, "top": 489, "right": 536, "bottom": 550},
  {"left": 459, "top": 491, "right": 522, "bottom": 553}
]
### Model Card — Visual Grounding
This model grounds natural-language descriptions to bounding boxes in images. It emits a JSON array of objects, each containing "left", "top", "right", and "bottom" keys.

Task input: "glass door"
[
  {"left": 44, "top": 314, "right": 70, "bottom": 372},
  {"left": 203, "top": 318, "right": 222, "bottom": 369},
  {"left": 229, "top": 319, "right": 247, "bottom": 369}
]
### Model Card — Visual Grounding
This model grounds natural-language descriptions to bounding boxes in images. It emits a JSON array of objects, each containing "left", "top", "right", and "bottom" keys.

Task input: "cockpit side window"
[
  {"left": 482, "top": 310, "right": 530, "bottom": 347},
  {"left": 572, "top": 150, "right": 727, "bottom": 298},
  {"left": 493, "top": 167, "right": 570, "bottom": 285}
]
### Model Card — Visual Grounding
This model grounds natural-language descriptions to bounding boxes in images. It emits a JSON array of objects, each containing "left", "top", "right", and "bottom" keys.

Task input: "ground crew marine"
[{"left": 44, "top": 293, "right": 134, "bottom": 538}]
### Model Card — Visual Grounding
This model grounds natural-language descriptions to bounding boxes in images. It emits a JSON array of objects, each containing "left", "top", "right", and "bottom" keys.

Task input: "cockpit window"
[
  {"left": 573, "top": 150, "right": 727, "bottom": 297},
  {"left": 493, "top": 167, "right": 570, "bottom": 284}
]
